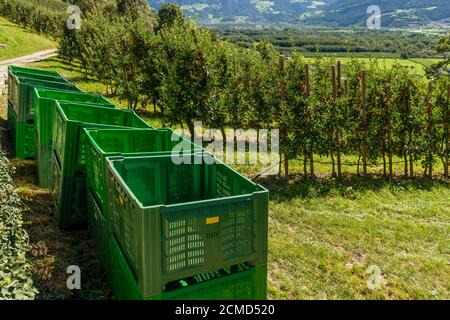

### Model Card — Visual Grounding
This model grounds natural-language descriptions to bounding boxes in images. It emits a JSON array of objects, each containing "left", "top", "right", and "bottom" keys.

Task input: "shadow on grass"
[
  {"left": 137, "top": 108, "right": 165, "bottom": 122},
  {"left": 33, "top": 57, "right": 81, "bottom": 74},
  {"left": 67, "top": 76, "right": 101, "bottom": 84},
  {"left": 0, "top": 22, "right": 26, "bottom": 30},
  {"left": 257, "top": 173, "right": 450, "bottom": 203}
]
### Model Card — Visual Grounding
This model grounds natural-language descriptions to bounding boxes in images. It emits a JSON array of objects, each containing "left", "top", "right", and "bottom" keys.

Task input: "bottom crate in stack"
[
  {"left": 7, "top": 102, "right": 36, "bottom": 159},
  {"left": 87, "top": 188, "right": 267, "bottom": 300}
]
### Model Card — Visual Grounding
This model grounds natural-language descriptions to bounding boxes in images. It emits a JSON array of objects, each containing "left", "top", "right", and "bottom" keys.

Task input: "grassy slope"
[{"left": 0, "top": 17, "right": 56, "bottom": 61}]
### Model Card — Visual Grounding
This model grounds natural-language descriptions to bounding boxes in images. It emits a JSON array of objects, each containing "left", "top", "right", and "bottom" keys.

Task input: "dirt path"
[{"left": 0, "top": 48, "right": 58, "bottom": 94}]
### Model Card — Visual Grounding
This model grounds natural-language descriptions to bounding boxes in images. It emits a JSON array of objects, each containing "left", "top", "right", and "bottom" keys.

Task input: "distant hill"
[
  {"left": 148, "top": 0, "right": 450, "bottom": 28},
  {"left": 303, "top": 0, "right": 450, "bottom": 28}
]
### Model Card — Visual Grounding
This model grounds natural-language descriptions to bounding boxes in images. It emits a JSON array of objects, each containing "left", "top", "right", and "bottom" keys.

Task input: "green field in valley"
[{"left": 304, "top": 57, "right": 442, "bottom": 77}]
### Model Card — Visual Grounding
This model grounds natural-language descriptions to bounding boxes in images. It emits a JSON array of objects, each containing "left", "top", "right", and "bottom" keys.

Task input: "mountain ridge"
[{"left": 148, "top": 0, "right": 450, "bottom": 28}]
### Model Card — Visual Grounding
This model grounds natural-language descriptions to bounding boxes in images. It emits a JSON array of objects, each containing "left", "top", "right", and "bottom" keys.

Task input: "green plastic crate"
[
  {"left": 8, "top": 65, "right": 62, "bottom": 77},
  {"left": 8, "top": 66, "right": 67, "bottom": 107},
  {"left": 15, "top": 123, "right": 36, "bottom": 159},
  {"left": 12, "top": 71, "right": 67, "bottom": 84},
  {"left": 87, "top": 184, "right": 267, "bottom": 300},
  {"left": 108, "top": 228, "right": 267, "bottom": 300},
  {"left": 7, "top": 66, "right": 64, "bottom": 98},
  {"left": 8, "top": 75, "right": 81, "bottom": 123},
  {"left": 51, "top": 152, "right": 87, "bottom": 229},
  {"left": 51, "top": 102, "right": 152, "bottom": 229},
  {"left": 7, "top": 102, "right": 36, "bottom": 159},
  {"left": 106, "top": 154, "right": 269, "bottom": 297},
  {"left": 7, "top": 65, "right": 63, "bottom": 110},
  {"left": 33, "top": 88, "right": 115, "bottom": 188},
  {"left": 84, "top": 128, "right": 203, "bottom": 216},
  {"left": 7, "top": 102, "right": 15, "bottom": 135},
  {"left": 34, "top": 88, "right": 115, "bottom": 146},
  {"left": 6, "top": 77, "right": 81, "bottom": 159},
  {"left": 87, "top": 189, "right": 109, "bottom": 265}
]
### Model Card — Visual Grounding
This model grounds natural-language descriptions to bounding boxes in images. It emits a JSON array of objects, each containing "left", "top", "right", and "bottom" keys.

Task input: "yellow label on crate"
[{"left": 206, "top": 216, "right": 220, "bottom": 225}]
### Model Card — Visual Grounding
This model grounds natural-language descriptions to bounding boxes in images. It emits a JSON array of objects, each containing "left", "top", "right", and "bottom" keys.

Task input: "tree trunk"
[
  {"left": 336, "top": 130, "right": 342, "bottom": 178},
  {"left": 362, "top": 145, "right": 368, "bottom": 176},
  {"left": 404, "top": 152, "right": 408, "bottom": 177},
  {"left": 443, "top": 159, "right": 448, "bottom": 179},
  {"left": 220, "top": 127, "right": 227, "bottom": 155},
  {"left": 388, "top": 149, "right": 393, "bottom": 180},
  {"left": 188, "top": 122, "right": 195, "bottom": 142},
  {"left": 331, "top": 152, "right": 336, "bottom": 177},
  {"left": 409, "top": 153, "right": 414, "bottom": 177},
  {"left": 278, "top": 153, "right": 282, "bottom": 178},
  {"left": 284, "top": 154, "right": 289, "bottom": 179},
  {"left": 357, "top": 154, "right": 361, "bottom": 176},
  {"left": 428, "top": 158, "right": 433, "bottom": 178},
  {"left": 303, "top": 149, "right": 308, "bottom": 176}
]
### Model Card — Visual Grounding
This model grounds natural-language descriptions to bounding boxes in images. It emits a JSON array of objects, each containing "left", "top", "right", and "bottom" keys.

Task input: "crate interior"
[
  {"left": 13, "top": 72, "right": 67, "bottom": 83},
  {"left": 111, "top": 156, "right": 263, "bottom": 206},
  {"left": 9, "top": 65, "right": 61, "bottom": 77},
  {"left": 16, "top": 76, "right": 79, "bottom": 90},
  {"left": 58, "top": 102, "right": 149, "bottom": 129},
  {"left": 35, "top": 88, "right": 114, "bottom": 106},
  {"left": 87, "top": 128, "right": 201, "bottom": 155}
]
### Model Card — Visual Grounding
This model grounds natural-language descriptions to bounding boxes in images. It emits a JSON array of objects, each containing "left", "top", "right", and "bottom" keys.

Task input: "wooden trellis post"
[
  {"left": 445, "top": 85, "right": 450, "bottom": 178},
  {"left": 387, "top": 82, "right": 393, "bottom": 180},
  {"left": 337, "top": 61, "right": 342, "bottom": 96},
  {"left": 427, "top": 83, "right": 434, "bottom": 177},
  {"left": 332, "top": 65, "right": 342, "bottom": 178},
  {"left": 361, "top": 71, "right": 368, "bottom": 176},
  {"left": 407, "top": 80, "right": 414, "bottom": 177},
  {"left": 279, "top": 55, "right": 288, "bottom": 179},
  {"left": 305, "top": 64, "right": 314, "bottom": 178}
]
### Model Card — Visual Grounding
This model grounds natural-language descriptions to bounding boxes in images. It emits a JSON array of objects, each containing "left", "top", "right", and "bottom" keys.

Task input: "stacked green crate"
[
  {"left": 7, "top": 66, "right": 64, "bottom": 109},
  {"left": 7, "top": 67, "right": 81, "bottom": 159},
  {"left": 108, "top": 229, "right": 267, "bottom": 300},
  {"left": 8, "top": 65, "right": 62, "bottom": 78},
  {"left": 33, "top": 88, "right": 115, "bottom": 188},
  {"left": 7, "top": 66, "right": 65, "bottom": 135},
  {"left": 104, "top": 154, "right": 269, "bottom": 299},
  {"left": 84, "top": 128, "right": 203, "bottom": 265},
  {"left": 51, "top": 102, "right": 152, "bottom": 229}
]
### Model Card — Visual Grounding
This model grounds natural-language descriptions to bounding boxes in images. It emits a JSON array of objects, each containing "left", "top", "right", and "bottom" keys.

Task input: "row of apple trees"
[{"left": 1, "top": 0, "right": 448, "bottom": 178}]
